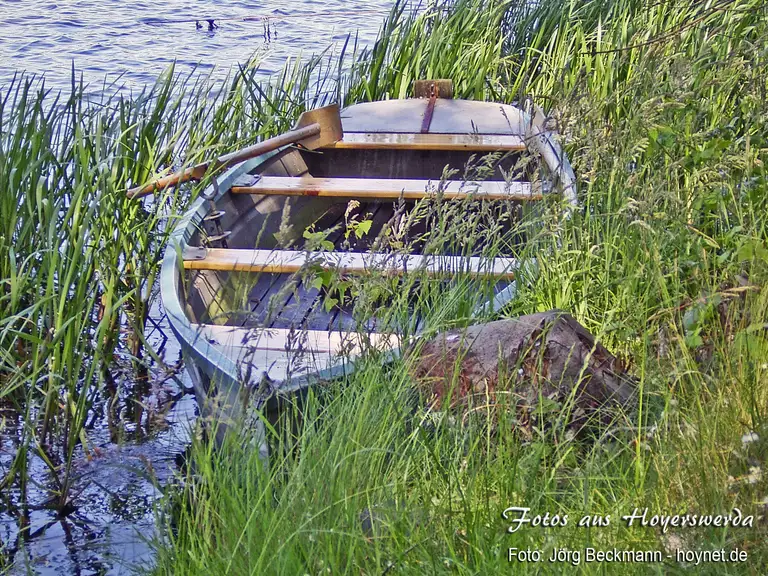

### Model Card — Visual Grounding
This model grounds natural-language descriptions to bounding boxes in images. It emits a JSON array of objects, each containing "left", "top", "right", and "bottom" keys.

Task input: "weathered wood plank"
[
  {"left": 192, "top": 323, "right": 398, "bottom": 354},
  {"left": 341, "top": 100, "right": 428, "bottom": 133},
  {"left": 340, "top": 99, "right": 527, "bottom": 134},
  {"left": 430, "top": 100, "right": 526, "bottom": 135},
  {"left": 323, "top": 132, "right": 525, "bottom": 151},
  {"left": 232, "top": 176, "right": 537, "bottom": 201},
  {"left": 183, "top": 249, "right": 518, "bottom": 279},
  {"left": 189, "top": 323, "right": 399, "bottom": 383}
]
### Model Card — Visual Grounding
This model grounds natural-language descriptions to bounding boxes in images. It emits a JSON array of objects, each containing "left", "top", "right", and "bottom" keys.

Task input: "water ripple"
[{"left": 0, "top": 0, "right": 398, "bottom": 93}]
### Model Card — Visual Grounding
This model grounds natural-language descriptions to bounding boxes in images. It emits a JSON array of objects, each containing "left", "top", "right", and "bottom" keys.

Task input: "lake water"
[
  {"left": 0, "top": 2, "right": 398, "bottom": 574},
  {"left": 0, "top": 0, "right": 398, "bottom": 92}
]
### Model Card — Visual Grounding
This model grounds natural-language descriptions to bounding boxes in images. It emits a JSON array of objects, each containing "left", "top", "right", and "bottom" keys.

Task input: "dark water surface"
[
  {"left": 1, "top": 307, "right": 196, "bottom": 575},
  {"left": 0, "top": 0, "right": 395, "bottom": 92},
  {"left": 0, "top": 2, "right": 397, "bottom": 574}
]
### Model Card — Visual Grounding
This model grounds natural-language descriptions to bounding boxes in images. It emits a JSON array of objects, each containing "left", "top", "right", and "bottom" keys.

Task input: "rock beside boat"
[{"left": 408, "top": 311, "right": 636, "bottom": 433}]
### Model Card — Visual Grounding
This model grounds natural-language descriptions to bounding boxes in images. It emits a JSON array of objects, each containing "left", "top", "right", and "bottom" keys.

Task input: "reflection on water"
[
  {"left": 1, "top": 403, "right": 195, "bottom": 574},
  {"left": 0, "top": 308, "right": 197, "bottom": 575}
]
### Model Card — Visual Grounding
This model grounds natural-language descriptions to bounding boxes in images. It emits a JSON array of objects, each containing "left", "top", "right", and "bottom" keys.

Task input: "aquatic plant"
[{"left": 0, "top": 51, "right": 343, "bottom": 558}]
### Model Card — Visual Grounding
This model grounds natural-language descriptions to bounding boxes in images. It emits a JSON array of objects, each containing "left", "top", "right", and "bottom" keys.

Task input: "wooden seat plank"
[
  {"left": 193, "top": 324, "right": 397, "bottom": 354},
  {"left": 183, "top": 249, "right": 518, "bottom": 279},
  {"left": 189, "top": 323, "right": 398, "bottom": 383},
  {"left": 232, "top": 176, "right": 537, "bottom": 201},
  {"left": 323, "top": 132, "right": 525, "bottom": 152},
  {"left": 340, "top": 99, "right": 527, "bottom": 135}
]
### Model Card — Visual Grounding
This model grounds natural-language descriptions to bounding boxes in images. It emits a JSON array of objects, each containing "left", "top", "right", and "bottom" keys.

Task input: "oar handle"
[
  {"left": 127, "top": 165, "right": 208, "bottom": 198},
  {"left": 127, "top": 123, "right": 321, "bottom": 199}
]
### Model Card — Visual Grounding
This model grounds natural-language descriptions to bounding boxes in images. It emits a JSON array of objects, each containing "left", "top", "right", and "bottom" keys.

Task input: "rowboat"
[{"left": 156, "top": 81, "right": 576, "bottom": 452}]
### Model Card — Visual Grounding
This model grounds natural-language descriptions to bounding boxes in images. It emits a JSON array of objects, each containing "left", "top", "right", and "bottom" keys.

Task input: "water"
[
  {"left": 0, "top": 2, "right": 398, "bottom": 573},
  {"left": 0, "top": 0, "right": 396, "bottom": 92},
  {"left": 0, "top": 308, "right": 198, "bottom": 575}
]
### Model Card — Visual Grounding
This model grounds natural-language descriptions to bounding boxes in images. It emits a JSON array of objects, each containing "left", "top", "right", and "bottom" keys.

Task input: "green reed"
[{"left": 0, "top": 52, "right": 343, "bottom": 522}]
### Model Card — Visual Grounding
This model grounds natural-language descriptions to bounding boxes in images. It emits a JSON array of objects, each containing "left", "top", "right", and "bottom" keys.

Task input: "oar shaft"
[
  {"left": 127, "top": 123, "right": 321, "bottom": 198},
  {"left": 217, "top": 124, "right": 319, "bottom": 166}
]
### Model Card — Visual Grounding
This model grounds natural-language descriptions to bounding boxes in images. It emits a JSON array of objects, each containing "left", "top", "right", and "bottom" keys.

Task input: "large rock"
[{"left": 408, "top": 311, "right": 636, "bottom": 431}]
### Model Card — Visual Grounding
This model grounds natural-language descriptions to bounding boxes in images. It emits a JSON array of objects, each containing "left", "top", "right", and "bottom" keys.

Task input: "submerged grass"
[
  {"left": 0, "top": 0, "right": 767, "bottom": 573},
  {"left": 150, "top": 0, "right": 768, "bottom": 574}
]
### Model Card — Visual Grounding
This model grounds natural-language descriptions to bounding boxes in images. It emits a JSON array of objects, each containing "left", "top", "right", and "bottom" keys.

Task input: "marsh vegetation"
[{"left": 1, "top": 0, "right": 767, "bottom": 573}]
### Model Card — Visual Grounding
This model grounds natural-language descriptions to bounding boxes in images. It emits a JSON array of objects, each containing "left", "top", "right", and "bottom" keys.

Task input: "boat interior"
[
  {"left": 163, "top": 91, "right": 575, "bottom": 389},
  {"left": 182, "top": 142, "right": 536, "bottom": 335}
]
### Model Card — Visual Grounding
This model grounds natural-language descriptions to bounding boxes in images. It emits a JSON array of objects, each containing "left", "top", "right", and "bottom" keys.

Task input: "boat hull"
[{"left": 159, "top": 98, "right": 577, "bottom": 450}]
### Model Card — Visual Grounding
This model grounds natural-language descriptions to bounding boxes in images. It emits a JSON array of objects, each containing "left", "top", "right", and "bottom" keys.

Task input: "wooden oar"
[{"left": 127, "top": 104, "right": 343, "bottom": 199}]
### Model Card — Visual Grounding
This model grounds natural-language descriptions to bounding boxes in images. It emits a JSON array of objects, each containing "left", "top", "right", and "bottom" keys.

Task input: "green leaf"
[
  {"left": 685, "top": 332, "right": 704, "bottom": 349},
  {"left": 743, "top": 323, "right": 768, "bottom": 335},
  {"left": 737, "top": 239, "right": 768, "bottom": 263},
  {"left": 354, "top": 219, "right": 373, "bottom": 239},
  {"left": 311, "top": 276, "right": 324, "bottom": 291}
]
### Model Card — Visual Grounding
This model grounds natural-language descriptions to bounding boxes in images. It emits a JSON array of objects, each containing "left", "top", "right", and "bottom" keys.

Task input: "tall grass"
[
  {"left": 1, "top": 0, "right": 766, "bottom": 572},
  {"left": 150, "top": 0, "right": 768, "bottom": 574}
]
